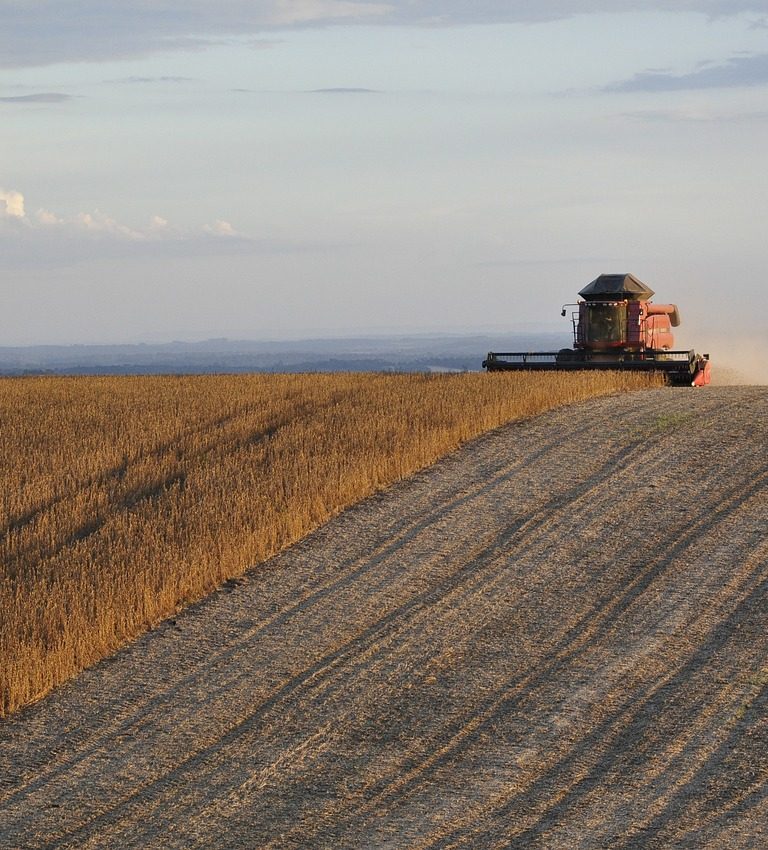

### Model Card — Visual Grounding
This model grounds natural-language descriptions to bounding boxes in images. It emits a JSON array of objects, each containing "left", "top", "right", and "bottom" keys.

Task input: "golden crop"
[{"left": 0, "top": 371, "right": 661, "bottom": 716}]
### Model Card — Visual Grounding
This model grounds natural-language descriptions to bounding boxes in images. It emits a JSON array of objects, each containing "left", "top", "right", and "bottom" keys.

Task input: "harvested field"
[
  {"left": 1, "top": 386, "right": 766, "bottom": 849},
  {"left": 0, "top": 371, "right": 656, "bottom": 717}
]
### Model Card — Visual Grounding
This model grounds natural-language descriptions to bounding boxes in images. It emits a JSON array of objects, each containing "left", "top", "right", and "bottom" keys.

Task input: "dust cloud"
[{"left": 693, "top": 335, "right": 768, "bottom": 386}]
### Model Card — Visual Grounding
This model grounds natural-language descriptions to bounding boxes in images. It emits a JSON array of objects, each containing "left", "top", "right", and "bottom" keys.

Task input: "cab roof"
[{"left": 578, "top": 273, "right": 655, "bottom": 302}]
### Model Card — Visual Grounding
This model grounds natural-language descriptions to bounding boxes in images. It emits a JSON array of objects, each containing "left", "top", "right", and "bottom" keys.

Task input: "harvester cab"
[{"left": 483, "top": 273, "right": 711, "bottom": 386}]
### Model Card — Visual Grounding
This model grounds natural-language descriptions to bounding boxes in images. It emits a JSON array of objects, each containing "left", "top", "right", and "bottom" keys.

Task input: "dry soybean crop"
[{"left": 0, "top": 370, "right": 658, "bottom": 716}]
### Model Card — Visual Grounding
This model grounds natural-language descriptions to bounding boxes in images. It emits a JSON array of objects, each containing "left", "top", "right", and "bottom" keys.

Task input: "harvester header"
[{"left": 483, "top": 273, "right": 711, "bottom": 386}]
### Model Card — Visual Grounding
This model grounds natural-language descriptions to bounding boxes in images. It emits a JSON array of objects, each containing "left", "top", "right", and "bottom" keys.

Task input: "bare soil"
[{"left": 1, "top": 386, "right": 766, "bottom": 850}]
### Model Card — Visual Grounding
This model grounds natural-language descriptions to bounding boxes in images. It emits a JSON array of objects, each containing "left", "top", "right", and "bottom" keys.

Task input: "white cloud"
[
  {"left": 203, "top": 219, "right": 238, "bottom": 236},
  {"left": 76, "top": 211, "right": 146, "bottom": 240},
  {"left": 35, "top": 208, "right": 61, "bottom": 225},
  {"left": 0, "top": 189, "right": 26, "bottom": 218},
  {"left": 0, "top": 188, "right": 241, "bottom": 244}
]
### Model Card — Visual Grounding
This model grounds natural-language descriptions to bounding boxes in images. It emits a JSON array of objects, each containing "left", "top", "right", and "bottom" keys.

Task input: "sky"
[{"left": 2, "top": 0, "right": 768, "bottom": 346}]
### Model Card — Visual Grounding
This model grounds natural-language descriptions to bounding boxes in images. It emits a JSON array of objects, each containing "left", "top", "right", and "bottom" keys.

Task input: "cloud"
[
  {"left": 605, "top": 52, "right": 768, "bottom": 92},
  {"left": 621, "top": 107, "right": 768, "bottom": 122},
  {"left": 309, "top": 87, "right": 381, "bottom": 93},
  {"left": 0, "top": 1, "right": 391, "bottom": 68},
  {"left": 0, "top": 188, "right": 242, "bottom": 245},
  {"left": 203, "top": 220, "right": 239, "bottom": 237},
  {"left": 0, "top": 189, "right": 26, "bottom": 218},
  {"left": 36, "top": 208, "right": 62, "bottom": 225},
  {"left": 3, "top": 1, "right": 767, "bottom": 68},
  {"left": 74, "top": 211, "right": 147, "bottom": 240},
  {"left": 105, "top": 76, "right": 194, "bottom": 84},
  {"left": 232, "top": 85, "right": 381, "bottom": 94},
  {"left": 0, "top": 194, "right": 273, "bottom": 271},
  {"left": 0, "top": 92, "right": 73, "bottom": 103},
  {"left": 267, "top": 0, "right": 393, "bottom": 25},
  {"left": 0, "top": 190, "right": 331, "bottom": 273}
]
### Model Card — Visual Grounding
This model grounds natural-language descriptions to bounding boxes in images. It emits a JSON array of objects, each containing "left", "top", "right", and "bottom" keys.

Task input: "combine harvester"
[{"left": 483, "top": 273, "right": 711, "bottom": 386}]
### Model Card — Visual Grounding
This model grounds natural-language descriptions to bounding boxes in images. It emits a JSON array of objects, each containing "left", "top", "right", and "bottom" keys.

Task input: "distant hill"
[{"left": 0, "top": 332, "right": 570, "bottom": 376}]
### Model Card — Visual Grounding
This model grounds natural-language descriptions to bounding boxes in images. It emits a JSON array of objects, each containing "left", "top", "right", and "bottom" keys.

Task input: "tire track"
[
  {"left": 264, "top": 475, "right": 768, "bottom": 850},
  {"left": 421, "top": 562, "right": 768, "bottom": 850}
]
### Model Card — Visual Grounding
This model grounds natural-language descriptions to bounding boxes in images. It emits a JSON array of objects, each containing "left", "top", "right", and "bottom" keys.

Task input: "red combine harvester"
[{"left": 483, "top": 273, "right": 711, "bottom": 387}]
